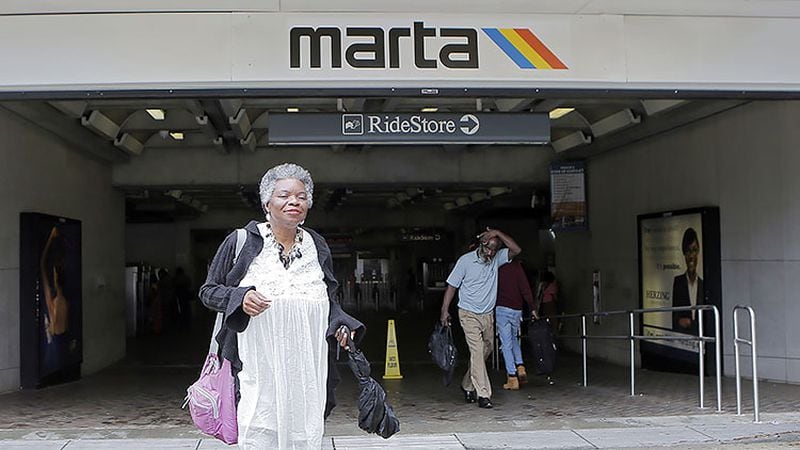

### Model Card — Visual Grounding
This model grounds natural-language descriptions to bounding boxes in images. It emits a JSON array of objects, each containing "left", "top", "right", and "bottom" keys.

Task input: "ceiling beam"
[
  {"left": 200, "top": 99, "right": 234, "bottom": 154},
  {"left": 81, "top": 110, "right": 120, "bottom": 140},
  {"left": 568, "top": 100, "right": 748, "bottom": 158},
  {"left": 641, "top": 99, "right": 687, "bottom": 116},
  {"left": 494, "top": 98, "right": 534, "bottom": 112},
  {"left": 1, "top": 102, "right": 128, "bottom": 163},
  {"left": 183, "top": 100, "right": 205, "bottom": 116},
  {"left": 48, "top": 101, "right": 87, "bottom": 118},
  {"left": 229, "top": 108, "right": 252, "bottom": 139},
  {"left": 218, "top": 99, "right": 243, "bottom": 118},
  {"left": 342, "top": 98, "right": 366, "bottom": 112},
  {"left": 532, "top": 99, "right": 564, "bottom": 112}
]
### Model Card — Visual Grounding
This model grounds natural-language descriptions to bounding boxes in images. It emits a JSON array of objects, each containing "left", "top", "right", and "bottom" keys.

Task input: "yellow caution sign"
[{"left": 383, "top": 319, "right": 403, "bottom": 380}]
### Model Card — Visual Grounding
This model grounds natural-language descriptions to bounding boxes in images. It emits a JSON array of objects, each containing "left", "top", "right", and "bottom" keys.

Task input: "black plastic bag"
[
  {"left": 342, "top": 338, "right": 400, "bottom": 439},
  {"left": 428, "top": 322, "right": 458, "bottom": 386}
]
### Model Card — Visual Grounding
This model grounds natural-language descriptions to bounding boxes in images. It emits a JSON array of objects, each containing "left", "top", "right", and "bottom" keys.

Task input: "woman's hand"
[
  {"left": 335, "top": 325, "right": 356, "bottom": 350},
  {"left": 242, "top": 290, "right": 271, "bottom": 317}
]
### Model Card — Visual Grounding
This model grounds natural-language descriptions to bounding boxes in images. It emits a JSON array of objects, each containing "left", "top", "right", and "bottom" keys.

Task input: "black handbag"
[{"left": 428, "top": 322, "right": 458, "bottom": 386}]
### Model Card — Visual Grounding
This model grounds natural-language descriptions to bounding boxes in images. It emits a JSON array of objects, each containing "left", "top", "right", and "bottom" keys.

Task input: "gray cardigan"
[{"left": 199, "top": 220, "right": 365, "bottom": 417}]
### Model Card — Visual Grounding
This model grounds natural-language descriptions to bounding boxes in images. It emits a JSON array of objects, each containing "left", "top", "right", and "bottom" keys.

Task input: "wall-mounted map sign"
[{"left": 550, "top": 161, "right": 586, "bottom": 231}]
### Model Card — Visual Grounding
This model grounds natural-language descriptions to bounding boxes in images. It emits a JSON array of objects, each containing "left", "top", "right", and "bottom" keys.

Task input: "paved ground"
[{"left": 1, "top": 311, "right": 799, "bottom": 448}]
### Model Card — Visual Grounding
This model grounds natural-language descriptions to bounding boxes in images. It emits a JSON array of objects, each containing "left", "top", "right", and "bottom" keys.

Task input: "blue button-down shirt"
[{"left": 446, "top": 247, "right": 510, "bottom": 314}]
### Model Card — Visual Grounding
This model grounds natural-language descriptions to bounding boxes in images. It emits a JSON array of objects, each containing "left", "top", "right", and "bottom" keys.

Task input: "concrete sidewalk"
[
  {"left": 2, "top": 413, "right": 800, "bottom": 449},
  {"left": 4, "top": 325, "right": 800, "bottom": 449}
]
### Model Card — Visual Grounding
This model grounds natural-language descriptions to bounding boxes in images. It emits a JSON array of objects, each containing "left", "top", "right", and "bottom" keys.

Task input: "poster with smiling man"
[{"left": 638, "top": 208, "right": 720, "bottom": 374}]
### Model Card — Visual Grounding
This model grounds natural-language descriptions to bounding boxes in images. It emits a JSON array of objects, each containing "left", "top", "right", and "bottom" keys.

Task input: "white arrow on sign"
[{"left": 459, "top": 114, "right": 480, "bottom": 135}]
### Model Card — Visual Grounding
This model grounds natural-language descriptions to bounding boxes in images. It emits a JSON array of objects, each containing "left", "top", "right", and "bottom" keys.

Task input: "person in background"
[
  {"left": 156, "top": 268, "right": 175, "bottom": 330},
  {"left": 173, "top": 267, "right": 193, "bottom": 330},
  {"left": 199, "top": 163, "right": 364, "bottom": 449},
  {"left": 440, "top": 228, "right": 521, "bottom": 409},
  {"left": 496, "top": 260, "right": 536, "bottom": 390},
  {"left": 538, "top": 271, "right": 559, "bottom": 333}
]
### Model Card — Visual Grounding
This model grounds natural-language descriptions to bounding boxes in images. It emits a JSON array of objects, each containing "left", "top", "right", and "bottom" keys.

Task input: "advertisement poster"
[
  {"left": 550, "top": 161, "right": 587, "bottom": 231},
  {"left": 637, "top": 208, "right": 721, "bottom": 373},
  {"left": 20, "top": 213, "right": 82, "bottom": 388}
]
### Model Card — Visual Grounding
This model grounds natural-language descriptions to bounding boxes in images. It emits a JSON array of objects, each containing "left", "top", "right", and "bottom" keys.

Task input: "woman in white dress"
[{"left": 199, "top": 163, "right": 364, "bottom": 449}]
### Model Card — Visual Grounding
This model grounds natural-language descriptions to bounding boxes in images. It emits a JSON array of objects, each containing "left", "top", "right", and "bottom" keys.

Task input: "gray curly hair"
[{"left": 258, "top": 163, "right": 314, "bottom": 208}]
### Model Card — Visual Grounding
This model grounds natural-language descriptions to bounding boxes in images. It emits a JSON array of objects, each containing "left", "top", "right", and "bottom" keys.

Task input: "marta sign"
[
  {"left": 288, "top": 21, "right": 568, "bottom": 71},
  {"left": 269, "top": 113, "right": 549, "bottom": 145}
]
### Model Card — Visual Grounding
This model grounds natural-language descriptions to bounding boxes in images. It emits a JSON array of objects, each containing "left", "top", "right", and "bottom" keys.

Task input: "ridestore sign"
[
  {"left": 268, "top": 113, "right": 549, "bottom": 145},
  {"left": 346, "top": 114, "right": 478, "bottom": 135}
]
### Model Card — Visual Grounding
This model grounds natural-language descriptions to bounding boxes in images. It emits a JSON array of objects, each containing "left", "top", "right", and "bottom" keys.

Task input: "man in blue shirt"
[{"left": 440, "top": 228, "right": 521, "bottom": 409}]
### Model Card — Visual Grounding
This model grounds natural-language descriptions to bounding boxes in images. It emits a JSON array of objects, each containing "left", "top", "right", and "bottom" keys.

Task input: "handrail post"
[
  {"left": 629, "top": 312, "right": 635, "bottom": 396},
  {"left": 733, "top": 305, "right": 760, "bottom": 423},
  {"left": 734, "top": 308, "right": 742, "bottom": 415},
  {"left": 713, "top": 306, "right": 722, "bottom": 412},
  {"left": 581, "top": 314, "right": 588, "bottom": 387},
  {"left": 749, "top": 308, "right": 760, "bottom": 423},
  {"left": 698, "top": 308, "right": 705, "bottom": 409}
]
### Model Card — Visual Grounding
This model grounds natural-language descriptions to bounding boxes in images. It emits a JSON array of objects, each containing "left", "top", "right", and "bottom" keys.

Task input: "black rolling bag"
[{"left": 527, "top": 318, "right": 557, "bottom": 375}]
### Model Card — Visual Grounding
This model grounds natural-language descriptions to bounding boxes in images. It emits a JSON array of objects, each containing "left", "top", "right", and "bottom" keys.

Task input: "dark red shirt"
[{"left": 496, "top": 260, "right": 535, "bottom": 311}]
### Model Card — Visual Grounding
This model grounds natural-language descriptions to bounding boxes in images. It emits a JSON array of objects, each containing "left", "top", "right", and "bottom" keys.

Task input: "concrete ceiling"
[{"left": 1, "top": 94, "right": 747, "bottom": 222}]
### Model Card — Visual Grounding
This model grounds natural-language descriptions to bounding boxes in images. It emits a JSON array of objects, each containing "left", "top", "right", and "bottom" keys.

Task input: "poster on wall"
[
  {"left": 637, "top": 207, "right": 721, "bottom": 374},
  {"left": 20, "top": 212, "right": 82, "bottom": 389},
  {"left": 550, "top": 161, "right": 587, "bottom": 231}
]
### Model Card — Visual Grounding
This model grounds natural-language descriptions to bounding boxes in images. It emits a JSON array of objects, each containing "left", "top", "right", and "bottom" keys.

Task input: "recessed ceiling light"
[
  {"left": 286, "top": 107, "right": 300, "bottom": 112},
  {"left": 169, "top": 131, "right": 184, "bottom": 140},
  {"left": 421, "top": 107, "right": 439, "bottom": 112},
  {"left": 549, "top": 108, "right": 574, "bottom": 119},
  {"left": 146, "top": 109, "right": 166, "bottom": 120}
]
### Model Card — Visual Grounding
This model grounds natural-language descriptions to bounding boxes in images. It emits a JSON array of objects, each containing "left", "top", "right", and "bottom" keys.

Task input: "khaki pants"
[{"left": 459, "top": 308, "right": 494, "bottom": 399}]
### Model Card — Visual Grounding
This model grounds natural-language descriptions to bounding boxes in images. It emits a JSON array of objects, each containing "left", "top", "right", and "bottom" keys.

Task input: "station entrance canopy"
[
  {"left": 2, "top": 8, "right": 800, "bottom": 94},
  {"left": 2, "top": 1, "right": 800, "bottom": 215}
]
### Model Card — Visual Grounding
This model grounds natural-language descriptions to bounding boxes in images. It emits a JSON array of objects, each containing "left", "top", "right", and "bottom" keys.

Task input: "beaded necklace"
[{"left": 265, "top": 222, "right": 303, "bottom": 269}]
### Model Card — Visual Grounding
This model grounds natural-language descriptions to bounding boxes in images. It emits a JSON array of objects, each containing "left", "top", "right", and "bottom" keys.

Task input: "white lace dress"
[{"left": 237, "top": 224, "right": 330, "bottom": 449}]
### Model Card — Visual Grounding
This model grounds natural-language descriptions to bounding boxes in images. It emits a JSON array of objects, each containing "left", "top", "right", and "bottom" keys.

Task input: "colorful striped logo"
[{"left": 482, "top": 28, "right": 567, "bottom": 70}]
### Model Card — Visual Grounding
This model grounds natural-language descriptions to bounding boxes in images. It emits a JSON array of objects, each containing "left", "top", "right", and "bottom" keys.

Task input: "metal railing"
[
  {"left": 733, "top": 305, "right": 760, "bottom": 423},
  {"left": 555, "top": 304, "right": 722, "bottom": 412}
]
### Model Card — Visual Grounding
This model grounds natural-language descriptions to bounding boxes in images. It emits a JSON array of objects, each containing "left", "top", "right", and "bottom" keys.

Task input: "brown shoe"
[
  {"left": 516, "top": 364, "right": 528, "bottom": 385},
  {"left": 502, "top": 375, "right": 520, "bottom": 390}
]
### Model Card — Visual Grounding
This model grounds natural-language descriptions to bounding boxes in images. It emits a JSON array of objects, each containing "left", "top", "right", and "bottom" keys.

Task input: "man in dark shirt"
[
  {"left": 496, "top": 260, "right": 536, "bottom": 390},
  {"left": 672, "top": 227, "right": 703, "bottom": 333}
]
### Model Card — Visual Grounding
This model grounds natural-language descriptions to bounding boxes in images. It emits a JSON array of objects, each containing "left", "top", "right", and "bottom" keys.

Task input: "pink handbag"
[
  {"left": 182, "top": 228, "right": 245, "bottom": 444},
  {"left": 183, "top": 313, "right": 238, "bottom": 444}
]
